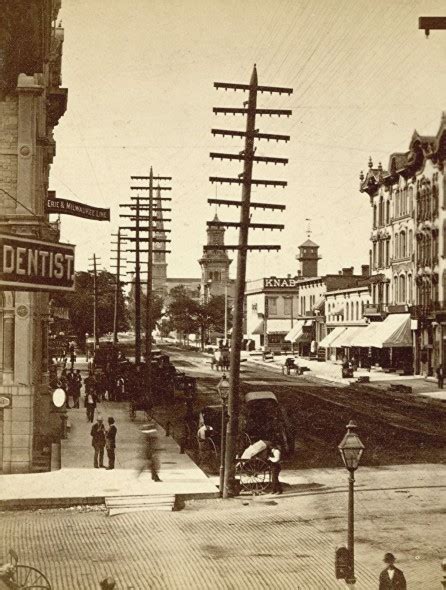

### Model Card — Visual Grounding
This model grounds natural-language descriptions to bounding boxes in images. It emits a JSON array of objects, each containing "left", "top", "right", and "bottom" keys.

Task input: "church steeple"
[
  {"left": 199, "top": 212, "right": 232, "bottom": 298},
  {"left": 152, "top": 185, "right": 168, "bottom": 296}
]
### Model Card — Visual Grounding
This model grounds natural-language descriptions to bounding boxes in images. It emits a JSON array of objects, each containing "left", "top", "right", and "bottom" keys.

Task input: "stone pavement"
[
  {"left": 1, "top": 465, "right": 444, "bottom": 589},
  {"left": 0, "top": 400, "right": 218, "bottom": 508}
]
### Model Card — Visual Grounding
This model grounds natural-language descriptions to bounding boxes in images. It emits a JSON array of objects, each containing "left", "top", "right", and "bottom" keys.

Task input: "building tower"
[
  {"left": 297, "top": 238, "right": 321, "bottom": 278},
  {"left": 152, "top": 187, "right": 168, "bottom": 297},
  {"left": 199, "top": 213, "right": 232, "bottom": 299}
]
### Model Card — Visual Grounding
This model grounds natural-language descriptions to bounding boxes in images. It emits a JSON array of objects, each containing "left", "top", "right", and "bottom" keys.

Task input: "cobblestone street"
[{"left": 1, "top": 477, "right": 444, "bottom": 590}]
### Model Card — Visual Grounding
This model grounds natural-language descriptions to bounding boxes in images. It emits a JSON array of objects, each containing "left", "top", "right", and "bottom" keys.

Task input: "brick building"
[{"left": 0, "top": 1, "right": 68, "bottom": 472}]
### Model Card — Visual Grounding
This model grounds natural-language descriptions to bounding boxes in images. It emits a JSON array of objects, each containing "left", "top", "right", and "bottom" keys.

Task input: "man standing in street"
[
  {"left": 91, "top": 417, "right": 106, "bottom": 468},
  {"left": 137, "top": 424, "right": 161, "bottom": 481},
  {"left": 105, "top": 417, "right": 117, "bottom": 470},
  {"left": 268, "top": 442, "right": 283, "bottom": 495},
  {"left": 379, "top": 552, "right": 407, "bottom": 590}
]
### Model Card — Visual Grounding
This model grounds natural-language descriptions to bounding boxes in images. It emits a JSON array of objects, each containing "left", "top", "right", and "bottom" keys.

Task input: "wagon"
[{"left": 0, "top": 549, "right": 51, "bottom": 589}]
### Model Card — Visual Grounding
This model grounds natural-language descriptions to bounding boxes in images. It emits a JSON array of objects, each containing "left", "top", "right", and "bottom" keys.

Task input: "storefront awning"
[
  {"left": 332, "top": 326, "right": 366, "bottom": 348},
  {"left": 252, "top": 318, "right": 293, "bottom": 336},
  {"left": 285, "top": 319, "right": 314, "bottom": 342},
  {"left": 349, "top": 314, "right": 412, "bottom": 348},
  {"left": 284, "top": 320, "right": 305, "bottom": 342},
  {"left": 318, "top": 326, "right": 347, "bottom": 348}
]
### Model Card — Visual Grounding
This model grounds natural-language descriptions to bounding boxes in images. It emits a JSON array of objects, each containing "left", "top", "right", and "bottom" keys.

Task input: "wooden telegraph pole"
[
  {"left": 110, "top": 228, "right": 128, "bottom": 345},
  {"left": 207, "top": 65, "right": 292, "bottom": 497},
  {"left": 88, "top": 254, "right": 101, "bottom": 352},
  {"left": 121, "top": 169, "right": 172, "bottom": 405}
]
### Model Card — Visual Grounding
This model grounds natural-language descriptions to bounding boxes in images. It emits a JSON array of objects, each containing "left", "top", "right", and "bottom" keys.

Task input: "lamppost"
[
  {"left": 338, "top": 420, "right": 365, "bottom": 587},
  {"left": 217, "top": 374, "right": 230, "bottom": 498}
]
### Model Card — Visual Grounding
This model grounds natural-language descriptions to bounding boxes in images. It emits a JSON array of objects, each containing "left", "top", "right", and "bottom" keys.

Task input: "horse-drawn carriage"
[
  {"left": 197, "top": 390, "right": 296, "bottom": 493},
  {"left": 210, "top": 347, "right": 230, "bottom": 371}
]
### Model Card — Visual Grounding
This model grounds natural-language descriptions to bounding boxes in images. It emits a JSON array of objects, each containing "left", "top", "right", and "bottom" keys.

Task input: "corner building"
[
  {"left": 360, "top": 114, "right": 446, "bottom": 376},
  {"left": 0, "top": 1, "right": 68, "bottom": 472}
]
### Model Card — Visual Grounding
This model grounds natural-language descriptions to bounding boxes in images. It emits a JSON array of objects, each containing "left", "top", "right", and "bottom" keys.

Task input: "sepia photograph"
[{"left": 0, "top": 1, "right": 445, "bottom": 588}]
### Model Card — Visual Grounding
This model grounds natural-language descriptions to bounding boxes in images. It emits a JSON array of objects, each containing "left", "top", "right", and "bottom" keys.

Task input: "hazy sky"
[{"left": 51, "top": 0, "right": 446, "bottom": 282}]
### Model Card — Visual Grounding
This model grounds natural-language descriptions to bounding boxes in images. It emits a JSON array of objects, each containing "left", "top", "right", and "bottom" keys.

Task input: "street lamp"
[
  {"left": 217, "top": 374, "right": 230, "bottom": 498},
  {"left": 338, "top": 420, "right": 365, "bottom": 587}
]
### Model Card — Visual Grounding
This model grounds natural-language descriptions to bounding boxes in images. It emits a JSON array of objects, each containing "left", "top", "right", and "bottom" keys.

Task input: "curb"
[{"left": 0, "top": 490, "right": 220, "bottom": 512}]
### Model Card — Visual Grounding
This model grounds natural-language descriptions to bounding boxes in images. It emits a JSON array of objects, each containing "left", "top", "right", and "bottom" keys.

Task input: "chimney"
[
  {"left": 361, "top": 264, "right": 370, "bottom": 277},
  {"left": 342, "top": 267, "right": 354, "bottom": 276},
  {"left": 297, "top": 270, "right": 302, "bottom": 276}
]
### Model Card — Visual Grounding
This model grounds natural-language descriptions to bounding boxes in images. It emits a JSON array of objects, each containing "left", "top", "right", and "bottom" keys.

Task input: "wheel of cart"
[
  {"left": 236, "top": 457, "right": 271, "bottom": 494},
  {"left": 197, "top": 433, "right": 218, "bottom": 463},
  {"left": 129, "top": 398, "right": 151, "bottom": 422},
  {"left": 0, "top": 549, "right": 52, "bottom": 589}
]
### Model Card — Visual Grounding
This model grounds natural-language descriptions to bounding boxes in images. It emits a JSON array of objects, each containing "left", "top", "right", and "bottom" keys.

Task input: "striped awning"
[
  {"left": 252, "top": 318, "right": 293, "bottom": 336},
  {"left": 332, "top": 326, "right": 367, "bottom": 348},
  {"left": 349, "top": 314, "right": 412, "bottom": 348},
  {"left": 318, "top": 326, "right": 347, "bottom": 348}
]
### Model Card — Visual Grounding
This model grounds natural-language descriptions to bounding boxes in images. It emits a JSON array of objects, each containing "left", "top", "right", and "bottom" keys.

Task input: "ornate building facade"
[
  {"left": 360, "top": 114, "right": 446, "bottom": 376},
  {"left": 0, "top": 1, "right": 68, "bottom": 472},
  {"left": 198, "top": 213, "right": 234, "bottom": 301}
]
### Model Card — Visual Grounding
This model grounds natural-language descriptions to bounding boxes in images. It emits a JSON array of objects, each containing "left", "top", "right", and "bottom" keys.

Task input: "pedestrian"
[
  {"left": 116, "top": 375, "right": 125, "bottom": 402},
  {"left": 85, "top": 386, "right": 98, "bottom": 423},
  {"left": 91, "top": 417, "right": 106, "bottom": 468},
  {"left": 105, "top": 417, "right": 117, "bottom": 470},
  {"left": 436, "top": 365, "right": 444, "bottom": 389},
  {"left": 72, "top": 370, "right": 82, "bottom": 408},
  {"left": 268, "top": 442, "right": 283, "bottom": 495},
  {"left": 137, "top": 424, "right": 161, "bottom": 481},
  {"left": 379, "top": 552, "right": 407, "bottom": 590}
]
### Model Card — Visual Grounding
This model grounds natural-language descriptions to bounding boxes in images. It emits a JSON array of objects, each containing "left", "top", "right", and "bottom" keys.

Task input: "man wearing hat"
[
  {"left": 379, "top": 552, "right": 407, "bottom": 589},
  {"left": 91, "top": 416, "right": 106, "bottom": 468}
]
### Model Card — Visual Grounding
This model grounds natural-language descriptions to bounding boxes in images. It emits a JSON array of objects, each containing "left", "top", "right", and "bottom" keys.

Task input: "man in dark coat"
[
  {"left": 105, "top": 417, "right": 117, "bottom": 470},
  {"left": 91, "top": 417, "right": 106, "bottom": 468},
  {"left": 379, "top": 552, "right": 407, "bottom": 590}
]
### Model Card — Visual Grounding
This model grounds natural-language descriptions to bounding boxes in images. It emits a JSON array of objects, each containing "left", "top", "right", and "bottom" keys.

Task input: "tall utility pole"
[
  {"left": 110, "top": 228, "right": 128, "bottom": 345},
  {"left": 88, "top": 254, "right": 101, "bottom": 352},
  {"left": 121, "top": 169, "right": 172, "bottom": 405},
  {"left": 129, "top": 169, "right": 172, "bottom": 403},
  {"left": 207, "top": 65, "right": 292, "bottom": 497}
]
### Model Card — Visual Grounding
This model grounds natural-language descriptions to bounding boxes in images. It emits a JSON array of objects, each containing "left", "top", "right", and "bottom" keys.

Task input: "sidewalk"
[
  {"left": 0, "top": 400, "right": 218, "bottom": 508},
  {"left": 247, "top": 354, "right": 446, "bottom": 399}
]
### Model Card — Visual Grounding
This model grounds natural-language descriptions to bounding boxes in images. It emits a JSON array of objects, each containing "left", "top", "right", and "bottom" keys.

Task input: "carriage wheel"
[
  {"left": 11, "top": 565, "right": 52, "bottom": 589},
  {"left": 238, "top": 458, "right": 270, "bottom": 494}
]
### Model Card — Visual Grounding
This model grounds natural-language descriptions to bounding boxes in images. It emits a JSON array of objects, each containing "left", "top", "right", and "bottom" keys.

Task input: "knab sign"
[
  {"left": 45, "top": 191, "right": 110, "bottom": 221},
  {"left": 264, "top": 277, "right": 299, "bottom": 289},
  {"left": 0, "top": 234, "right": 75, "bottom": 292}
]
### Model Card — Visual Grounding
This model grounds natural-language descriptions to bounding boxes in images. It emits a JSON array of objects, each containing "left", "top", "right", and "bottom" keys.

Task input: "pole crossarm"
[
  {"left": 120, "top": 216, "right": 171, "bottom": 221},
  {"left": 214, "top": 81, "right": 293, "bottom": 95},
  {"left": 207, "top": 221, "right": 284, "bottom": 230},
  {"left": 209, "top": 176, "right": 287, "bottom": 187},
  {"left": 210, "top": 152, "right": 288, "bottom": 165},
  {"left": 204, "top": 244, "right": 281, "bottom": 252},
  {"left": 213, "top": 107, "right": 292, "bottom": 117},
  {"left": 120, "top": 226, "right": 172, "bottom": 231},
  {"left": 130, "top": 186, "right": 172, "bottom": 191},
  {"left": 131, "top": 175, "right": 172, "bottom": 181},
  {"left": 419, "top": 16, "right": 446, "bottom": 35},
  {"left": 208, "top": 198, "right": 285, "bottom": 211},
  {"left": 211, "top": 128, "right": 290, "bottom": 142}
]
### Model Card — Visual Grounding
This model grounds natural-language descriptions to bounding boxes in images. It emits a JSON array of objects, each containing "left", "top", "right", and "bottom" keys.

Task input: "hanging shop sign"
[
  {"left": 0, "top": 234, "right": 75, "bottom": 292},
  {"left": 0, "top": 396, "right": 11, "bottom": 409},
  {"left": 45, "top": 191, "right": 110, "bottom": 221}
]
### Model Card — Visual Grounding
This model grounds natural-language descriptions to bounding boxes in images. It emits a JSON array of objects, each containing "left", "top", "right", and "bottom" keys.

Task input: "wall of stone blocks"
[{"left": 0, "top": 96, "right": 18, "bottom": 214}]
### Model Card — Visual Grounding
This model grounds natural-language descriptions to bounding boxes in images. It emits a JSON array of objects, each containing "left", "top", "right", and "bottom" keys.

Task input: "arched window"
[
  {"left": 355, "top": 301, "right": 359, "bottom": 320},
  {"left": 395, "top": 232, "right": 399, "bottom": 259},
  {"left": 408, "top": 274, "right": 413, "bottom": 303},
  {"left": 401, "top": 231, "right": 406, "bottom": 258},
  {"left": 385, "top": 240, "right": 389, "bottom": 266},
  {"left": 346, "top": 303, "right": 349, "bottom": 321},
  {"left": 394, "top": 275, "right": 398, "bottom": 304},
  {"left": 379, "top": 196, "right": 384, "bottom": 226},
  {"left": 373, "top": 205, "right": 377, "bottom": 229},
  {"left": 408, "top": 230, "right": 413, "bottom": 255},
  {"left": 395, "top": 190, "right": 399, "bottom": 217},
  {"left": 399, "top": 275, "right": 406, "bottom": 303},
  {"left": 385, "top": 283, "right": 389, "bottom": 303},
  {"left": 386, "top": 200, "right": 390, "bottom": 224},
  {"left": 409, "top": 186, "right": 413, "bottom": 214}
]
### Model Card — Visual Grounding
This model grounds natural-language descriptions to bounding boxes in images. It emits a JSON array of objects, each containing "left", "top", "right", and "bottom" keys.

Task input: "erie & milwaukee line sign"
[
  {"left": 0, "top": 234, "right": 75, "bottom": 292},
  {"left": 45, "top": 191, "right": 110, "bottom": 221}
]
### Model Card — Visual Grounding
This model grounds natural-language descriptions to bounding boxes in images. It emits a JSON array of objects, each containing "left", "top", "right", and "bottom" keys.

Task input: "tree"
[
  {"left": 127, "top": 288, "right": 164, "bottom": 334},
  {"left": 51, "top": 270, "right": 129, "bottom": 344}
]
